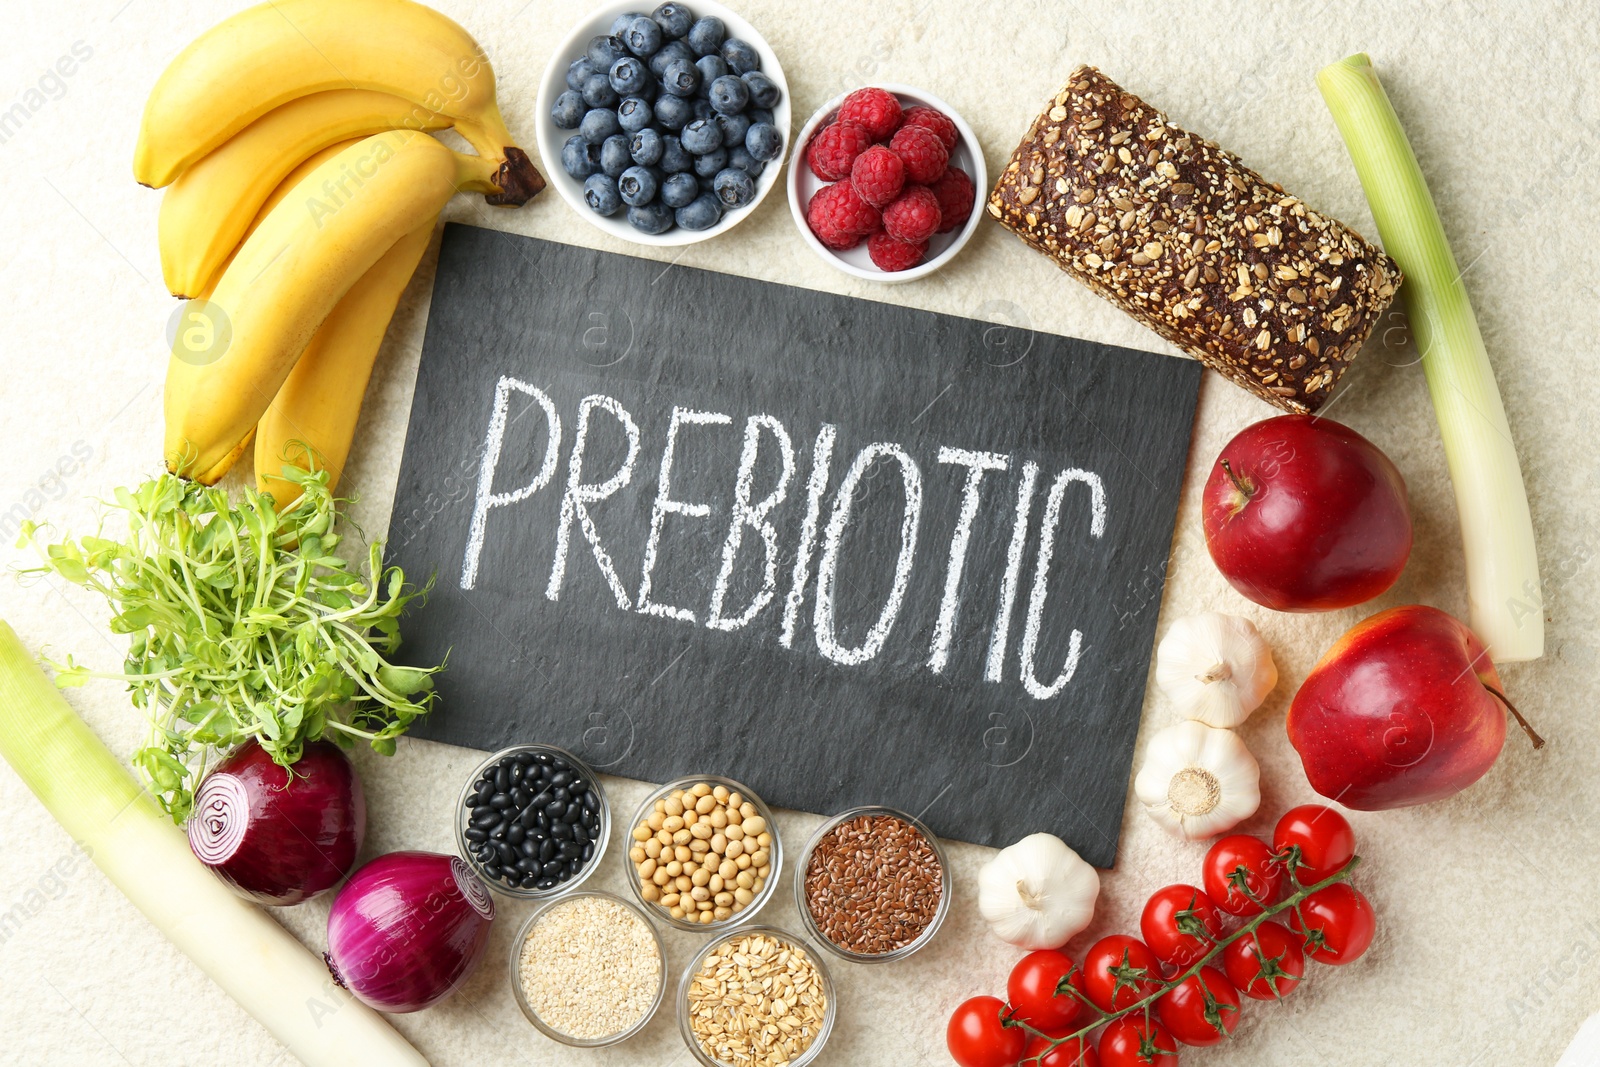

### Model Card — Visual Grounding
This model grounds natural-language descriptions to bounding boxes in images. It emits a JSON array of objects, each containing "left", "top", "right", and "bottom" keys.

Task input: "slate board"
[{"left": 385, "top": 224, "right": 1200, "bottom": 867}]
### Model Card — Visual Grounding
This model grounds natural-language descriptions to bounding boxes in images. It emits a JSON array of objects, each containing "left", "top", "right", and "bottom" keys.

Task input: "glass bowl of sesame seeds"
[
  {"left": 792, "top": 805, "right": 951, "bottom": 963},
  {"left": 511, "top": 890, "right": 667, "bottom": 1047},
  {"left": 676, "top": 925, "right": 837, "bottom": 1067}
]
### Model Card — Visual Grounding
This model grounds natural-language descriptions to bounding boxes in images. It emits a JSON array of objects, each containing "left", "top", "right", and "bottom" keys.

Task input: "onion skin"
[
  {"left": 325, "top": 851, "right": 495, "bottom": 1014},
  {"left": 187, "top": 739, "right": 365, "bottom": 906}
]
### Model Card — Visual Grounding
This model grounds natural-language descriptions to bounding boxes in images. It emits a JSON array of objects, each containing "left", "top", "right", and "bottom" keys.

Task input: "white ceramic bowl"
[
  {"left": 787, "top": 84, "right": 986, "bottom": 283},
  {"left": 535, "top": 0, "right": 791, "bottom": 246}
]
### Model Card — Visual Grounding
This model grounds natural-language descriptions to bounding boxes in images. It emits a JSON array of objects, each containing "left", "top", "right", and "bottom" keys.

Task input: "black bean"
[
  {"left": 519, "top": 837, "right": 537, "bottom": 858},
  {"left": 534, "top": 752, "right": 554, "bottom": 765},
  {"left": 532, "top": 811, "right": 550, "bottom": 831},
  {"left": 536, "top": 876, "right": 558, "bottom": 889},
  {"left": 494, "top": 763, "right": 510, "bottom": 791},
  {"left": 521, "top": 874, "right": 539, "bottom": 889},
  {"left": 569, "top": 777, "right": 588, "bottom": 795},
  {"left": 582, "top": 790, "right": 600, "bottom": 813},
  {"left": 552, "top": 786, "right": 570, "bottom": 803},
  {"left": 530, "top": 790, "right": 553, "bottom": 810},
  {"left": 463, "top": 826, "right": 488, "bottom": 843},
  {"left": 572, "top": 822, "right": 589, "bottom": 845},
  {"left": 471, "top": 809, "right": 500, "bottom": 830},
  {"left": 551, "top": 820, "right": 573, "bottom": 841},
  {"left": 484, "top": 862, "right": 502, "bottom": 878},
  {"left": 506, "top": 824, "right": 526, "bottom": 845},
  {"left": 514, "top": 786, "right": 532, "bottom": 807},
  {"left": 508, "top": 760, "right": 525, "bottom": 783},
  {"left": 582, "top": 841, "right": 596, "bottom": 862},
  {"left": 538, "top": 836, "right": 556, "bottom": 863},
  {"left": 583, "top": 812, "right": 602, "bottom": 833},
  {"left": 488, "top": 792, "right": 511, "bottom": 810},
  {"left": 549, "top": 769, "right": 573, "bottom": 788},
  {"left": 495, "top": 841, "right": 517, "bottom": 865},
  {"left": 545, "top": 799, "right": 566, "bottom": 821},
  {"left": 540, "top": 859, "right": 564, "bottom": 879},
  {"left": 515, "top": 750, "right": 535, "bottom": 766}
]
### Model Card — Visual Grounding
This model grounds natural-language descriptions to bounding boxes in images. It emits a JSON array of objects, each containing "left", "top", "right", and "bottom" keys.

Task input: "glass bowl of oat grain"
[
  {"left": 677, "top": 925, "right": 836, "bottom": 1067},
  {"left": 512, "top": 890, "right": 666, "bottom": 1047}
]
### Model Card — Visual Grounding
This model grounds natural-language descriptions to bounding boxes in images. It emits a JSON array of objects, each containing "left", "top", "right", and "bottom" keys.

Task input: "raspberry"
[
  {"left": 807, "top": 181, "right": 880, "bottom": 250},
  {"left": 888, "top": 125, "right": 949, "bottom": 184},
  {"left": 868, "top": 232, "right": 927, "bottom": 272},
  {"left": 850, "top": 145, "right": 905, "bottom": 208},
  {"left": 836, "top": 87, "right": 902, "bottom": 141},
  {"left": 806, "top": 120, "right": 874, "bottom": 181},
  {"left": 901, "top": 105, "right": 958, "bottom": 150},
  {"left": 928, "top": 167, "right": 975, "bottom": 233},
  {"left": 881, "top": 185, "right": 942, "bottom": 243}
]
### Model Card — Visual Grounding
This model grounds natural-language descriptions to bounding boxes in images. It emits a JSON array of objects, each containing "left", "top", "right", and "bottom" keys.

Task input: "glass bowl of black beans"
[{"left": 456, "top": 745, "right": 610, "bottom": 899}]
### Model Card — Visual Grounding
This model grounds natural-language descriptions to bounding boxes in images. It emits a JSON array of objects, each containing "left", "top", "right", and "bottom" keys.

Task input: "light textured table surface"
[{"left": 2, "top": 1, "right": 1598, "bottom": 1065}]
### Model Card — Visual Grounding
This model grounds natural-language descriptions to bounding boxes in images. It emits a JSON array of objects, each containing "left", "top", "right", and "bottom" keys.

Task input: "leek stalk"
[
  {"left": 1318, "top": 54, "right": 1543, "bottom": 662},
  {"left": 0, "top": 619, "right": 428, "bottom": 1067}
]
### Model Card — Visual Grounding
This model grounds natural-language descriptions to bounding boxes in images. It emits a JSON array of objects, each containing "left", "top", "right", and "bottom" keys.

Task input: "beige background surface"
[{"left": 2, "top": 1, "right": 1598, "bottom": 1065}]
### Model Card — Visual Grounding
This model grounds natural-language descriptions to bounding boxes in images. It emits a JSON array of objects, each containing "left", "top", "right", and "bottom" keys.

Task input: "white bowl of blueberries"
[{"left": 536, "top": 1, "right": 790, "bottom": 244}]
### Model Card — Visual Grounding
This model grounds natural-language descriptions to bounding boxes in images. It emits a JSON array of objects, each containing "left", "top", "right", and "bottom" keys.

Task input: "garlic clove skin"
[
  {"left": 1134, "top": 720, "right": 1261, "bottom": 841},
  {"left": 976, "top": 832, "right": 1100, "bottom": 950},
  {"left": 1155, "top": 612, "right": 1278, "bottom": 727}
]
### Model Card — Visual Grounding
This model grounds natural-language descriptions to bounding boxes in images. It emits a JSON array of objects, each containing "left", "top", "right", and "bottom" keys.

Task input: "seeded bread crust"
[{"left": 988, "top": 66, "right": 1401, "bottom": 413}]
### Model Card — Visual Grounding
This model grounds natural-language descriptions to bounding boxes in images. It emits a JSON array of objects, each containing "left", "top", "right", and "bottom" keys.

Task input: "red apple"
[
  {"left": 1287, "top": 605, "right": 1540, "bottom": 809},
  {"left": 1202, "top": 414, "right": 1412, "bottom": 611}
]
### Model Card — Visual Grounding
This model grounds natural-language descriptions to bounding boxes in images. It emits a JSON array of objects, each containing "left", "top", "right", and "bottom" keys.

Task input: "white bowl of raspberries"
[{"left": 788, "top": 84, "right": 984, "bottom": 281}]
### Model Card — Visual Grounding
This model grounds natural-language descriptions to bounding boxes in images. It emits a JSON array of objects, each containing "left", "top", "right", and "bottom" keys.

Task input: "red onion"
[
  {"left": 187, "top": 738, "right": 365, "bottom": 905},
  {"left": 325, "top": 851, "right": 495, "bottom": 1013}
]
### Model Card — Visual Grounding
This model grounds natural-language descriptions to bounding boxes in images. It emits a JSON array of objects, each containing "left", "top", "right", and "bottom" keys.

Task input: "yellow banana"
[
  {"left": 254, "top": 220, "right": 434, "bottom": 506},
  {"left": 134, "top": 0, "right": 542, "bottom": 203},
  {"left": 163, "top": 129, "right": 495, "bottom": 482},
  {"left": 158, "top": 89, "right": 448, "bottom": 298}
]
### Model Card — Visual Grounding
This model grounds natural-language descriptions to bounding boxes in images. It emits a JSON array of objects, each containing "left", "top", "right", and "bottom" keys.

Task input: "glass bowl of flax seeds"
[{"left": 792, "top": 805, "right": 951, "bottom": 963}]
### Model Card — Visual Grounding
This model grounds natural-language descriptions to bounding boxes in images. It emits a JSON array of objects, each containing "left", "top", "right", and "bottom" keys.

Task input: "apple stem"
[
  {"left": 1219, "top": 459, "right": 1255, "bottom": 499},
  {"left": 1483, "top": 683, "right": 1546, "bottom": 749}
]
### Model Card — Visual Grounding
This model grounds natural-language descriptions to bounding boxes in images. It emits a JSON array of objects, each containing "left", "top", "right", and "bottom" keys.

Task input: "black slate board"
[{"left": 385, "top": 225, "right": 1200, "bottom": 867}]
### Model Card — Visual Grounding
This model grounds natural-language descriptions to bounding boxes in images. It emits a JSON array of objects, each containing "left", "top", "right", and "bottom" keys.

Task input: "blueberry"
[
  {"left": 652, "top": 2, "right": 693, "bottom": 38},
  {"left": 618, "top": 165, "right": 660, "bottom": 207},
  {"left": 609, "top": 56, "right": 650, "bottom": 97},
  {"left": 586, "top": 34, "right": 626, "bottom": 70},
  {"left": 728, "top": 144, "right": 766, "bottom": 178},
  {"left": 695, "top": 54, "right": 729, "bottom": 93},
  {"left": 653, "top": 92, "right": 693, "bottom": 131},
  {"left": 628, "top": 201, "right": 675, "bottom": 234},
  {"left": 680, "top": 117, "right": 723, "bottom": 155},
  {"left": 721, "top": 37, "right": 760, "bottom": 75},
  {"left": 713, "top": 166, "right": 757, "bottom": 209},
  {"left": 629, "top": 127, "right": 664, "bottom": 166},
  {"left": 583, "top": 174, "right": 623, "bottom": 215},
  {"left": 609, "top": 11, "right": 647, "bottom": 35},
  {"left": 709, "top": 75, "right": 749, "bottom": 114},
  {"left": 748, "top": 107, "right": 774, "bottom": 127},
  {"left": 675, "top": 192, "right": 723, "bottom": 230},
  {"left": 660, "top": 57, "right": 699, "bottom": 97},
  {"left": 566, "top": 57, "right": 596, "bottom": 92},
  {"left": 550, "top": 89, "right": 585, "bottom": 129},
  {"left": 692, "top": 98, "right": 715, "bottom": 122},
  {"left": 687, "top": 15, "right": 726, "bottom": 57},
  {"left": 742, "top": 71, "right": 781, "bottom": 109},
  {"left": 617, "top": 96, "right": 653, "bottom": 132},
  {"left": 581, "top": 72, "right": 619, "bottom": 109},
  {"left": 714, "top": 111, "right": 750, "bottom": 150},
  {"left": 579, "top": 106, "right": 621, "bottom": 144},
  {"left": 648, "top": 38, "right": 696, "bottom": 78},
  {"left": 660, "top": 171, "right": 699, "bottom": 208},
  {"left": 692, "top": 147, "right": 728, "bottom": 178},
  {"left": 561, "top": 134, "right": 600, "bottom": 179},
  {"left": 746, "top": 122, "right": 782, "bottom": 161},
  {"left": 659, "top": 133, "right": 692, "bottom": 173},
  {"left": 600, "top": 134, "right": 632, "bottom": 177},
  {"left": 623, "top": 15, "right": 662, "bottom": 57}
]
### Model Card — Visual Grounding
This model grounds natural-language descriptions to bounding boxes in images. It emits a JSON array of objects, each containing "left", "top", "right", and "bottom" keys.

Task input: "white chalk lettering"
[
  {"left": 928, "top": 447, "right": 1010, "bottom": 673},
  {"left": 637, "top": 407, "right": 732, "bottom": 622},
  {"left": 546, "top": 394, "right": 641, "bottom": 608},
  {"left": 1018, "top": 468, "right": 1106, "bottom": 699},
  {"left": 986, "top": 461, "right": 1039, "bottom": 682},
  {"left": 706, "top": 414, "right": 796, "bottom": 631},
  {"left": 779, "top": 424, "right": 836, "bottom": 648},
  {"left": 460, "top": 376, "right": 561, "bottom": 590},
  {"left": 813, "top": 443, "right": 923, "bottom": 665}
]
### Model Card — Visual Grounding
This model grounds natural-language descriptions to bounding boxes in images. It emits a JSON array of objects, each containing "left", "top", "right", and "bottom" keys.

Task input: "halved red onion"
[
  {"left": 187, "top": 739, "right": 365, "bottom": 906},
  {"left": 325, "top": 851, "right": 494, "bottom": 1013}
]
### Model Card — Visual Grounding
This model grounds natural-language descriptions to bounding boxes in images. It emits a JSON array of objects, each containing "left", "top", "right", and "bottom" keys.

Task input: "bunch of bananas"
[{"left": 140, "top": 0, "right": 543, "bottom": 502}]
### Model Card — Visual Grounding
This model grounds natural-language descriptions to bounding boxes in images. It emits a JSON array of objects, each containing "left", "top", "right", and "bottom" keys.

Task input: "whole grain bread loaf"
[{"left": 988, "top": 66, "right": 1401, "bottom": 413}]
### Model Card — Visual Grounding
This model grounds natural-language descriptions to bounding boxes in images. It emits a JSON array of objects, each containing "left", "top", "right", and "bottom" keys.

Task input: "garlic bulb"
[
  {"left": 977, "top": 833, "right": 1099, "bottom": 950},
  {"left": 1155, "top": 612, "right": 1277, "bottom": 727},
  {"left": 1135, "top": 720, "right": 1261, "bottom": 840}
]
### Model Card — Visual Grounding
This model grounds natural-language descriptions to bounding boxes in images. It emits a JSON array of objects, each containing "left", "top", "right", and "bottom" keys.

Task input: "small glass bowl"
[
  {"left": 676, "top": 924, "right": 837, "bottom": 1067},
  {"left": 624, "top": 775, "right": 782, "bottom": 932},
  {"left": 793, "top": 805, "right": 952, "bottom": 964},
  {"left": 454, "top": 744, "right": 610, "bottom": 900},
  {"left": 510, "top": 890, "right": 667, "bottom": 1048}
]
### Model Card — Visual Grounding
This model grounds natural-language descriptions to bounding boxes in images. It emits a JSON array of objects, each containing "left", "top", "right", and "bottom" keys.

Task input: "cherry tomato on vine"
[
  {"left": 1008, "top": 949, "right": 1089, "bottom": 1030},
  {"left": 947, "top": 995, "right": 1027, "bottom": 1067},
  {"left": 1140, "top": 884, "right": 1225, "bottom": 969},
  {"left": 1155, "top": 966, "right": 1241, "bottom": 1047},
  {"left": 1024, "top": 1034, "right": 1099, "bottom": 1067},
  {"left": 1097, "top": 1015, "right": 1179, "bottom": 1067},
  {"left": 1202, "top": 834, "right": 1284, "bottom": 916},
  {"left": 1082, "top": 935, "right": 1165, "bottom": 1013},
  {"left": 1222, "top": 920, "right": 1305, "bottom": 1000},
  {"left": 1289, "top": 883, "right": 1376, "bottom": 965},
  {"left": 1273, "top": 805, "right": 1356, "bottom": 883}
]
